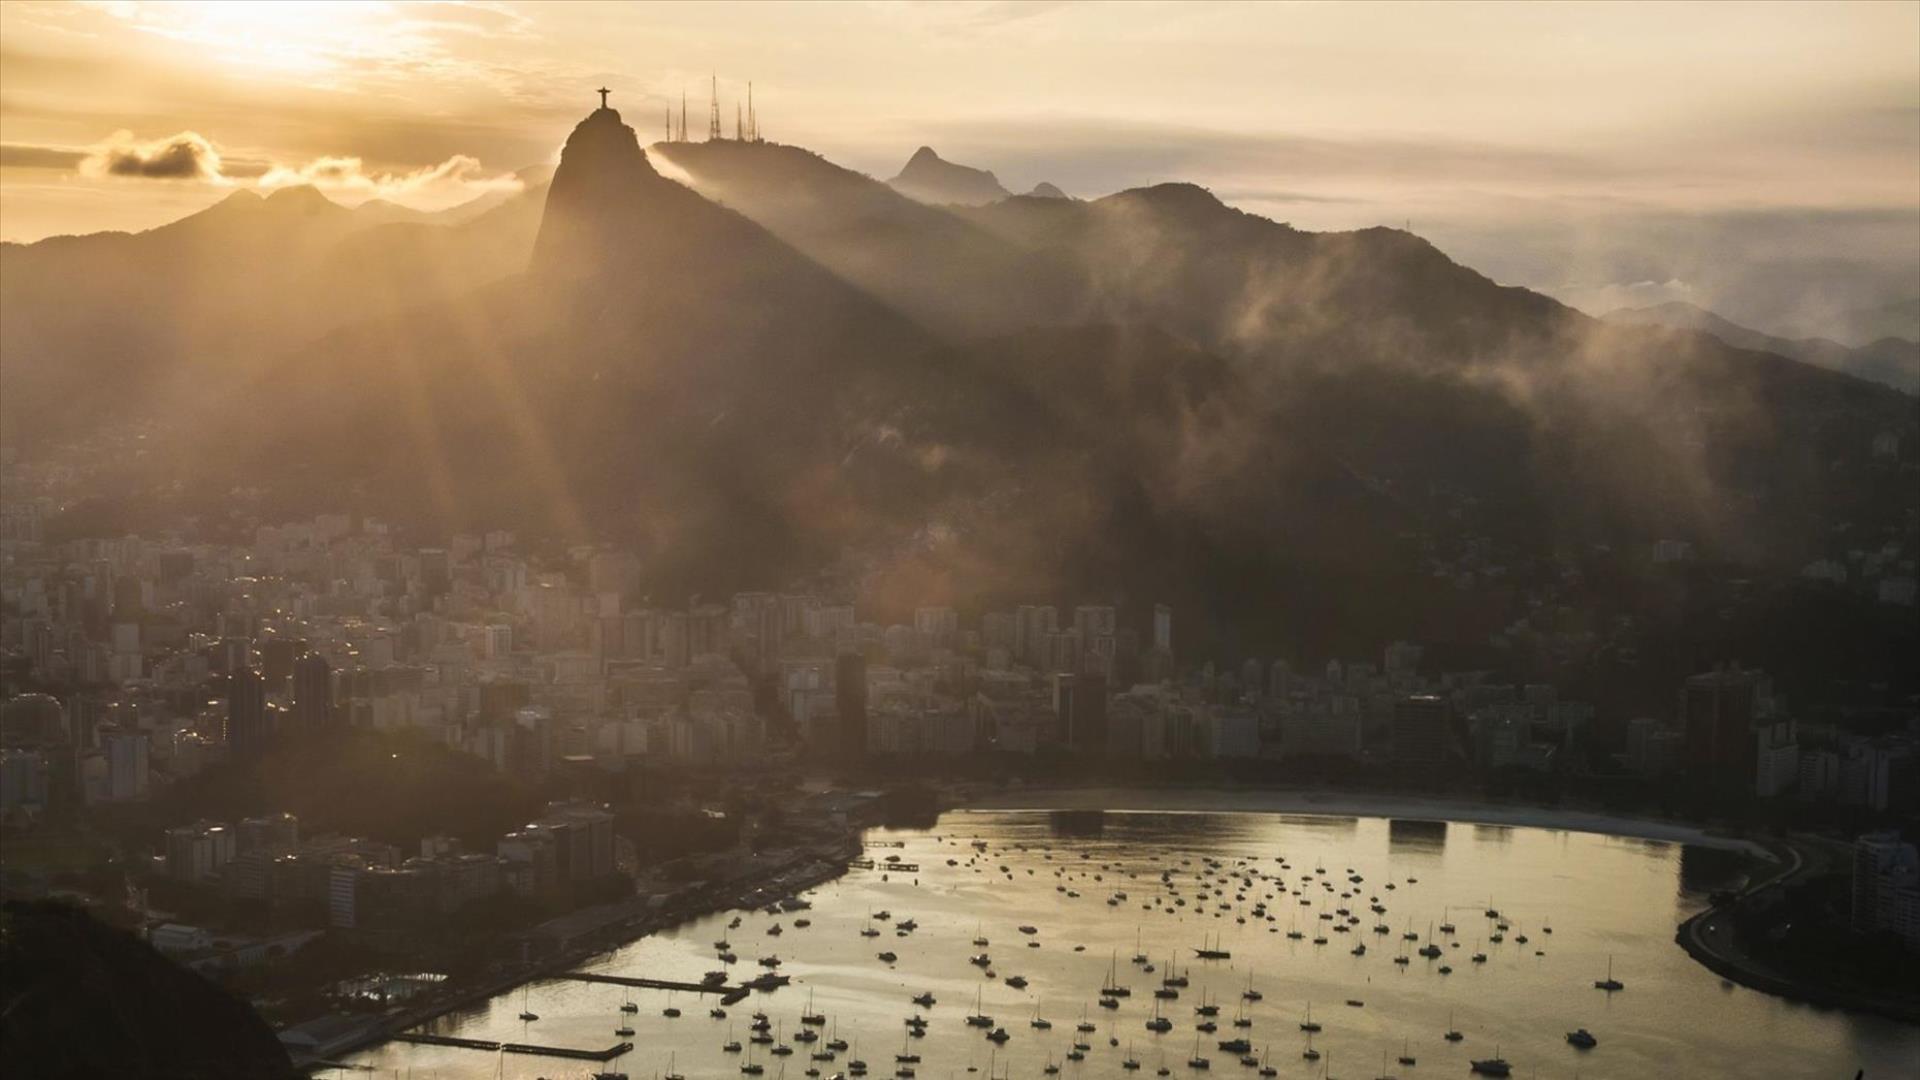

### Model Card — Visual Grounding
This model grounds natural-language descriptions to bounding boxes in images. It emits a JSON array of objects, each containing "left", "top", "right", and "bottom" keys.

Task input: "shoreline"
[
  {"left": 295, "top": 836, "right": 862, "bottom": 1072},
  {"left": 302, "top": 786, "right": 1901, "bottom": 1070},
  {"left": 1674, "top": 838, "right": 1920, "bottom": 1027},
  {"left": 946, "top": 783, "right": 1775, "bottom": 858},
  {"left": 946, "top": 783, "right": 1920, "bottom": 1026}
]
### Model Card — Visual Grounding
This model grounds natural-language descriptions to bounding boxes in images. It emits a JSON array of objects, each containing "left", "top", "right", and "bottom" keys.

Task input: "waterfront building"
[
  {"left": 1392, "top": 695, "right": 1452, "bottom": 768},
  {"left": 1851, "top": 831, "right": 1920, "bottom": 952}
]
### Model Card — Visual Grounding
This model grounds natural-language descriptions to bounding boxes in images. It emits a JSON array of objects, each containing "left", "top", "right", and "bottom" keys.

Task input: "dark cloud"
[
  {"left": 90, "top": 131, "right": 222, "bottom": 179},
  {"left": 0, "top": 143, "right": 85, "bottom": 170}
]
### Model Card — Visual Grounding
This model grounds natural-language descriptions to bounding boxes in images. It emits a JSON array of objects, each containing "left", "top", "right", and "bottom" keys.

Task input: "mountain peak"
[
  {"left": 1027, "top": 182, "right": 1069, "bottom": 199},
  {"left": 1098, "top": 182, "right": 1228, "bottom": 220},
  {"left": 555, "top": 107, "right": 657, "bottom": 182},
  {"left": 261, "top": 184, "right": 342, "bottom": 214},
  {"left": 530, "top": 106, "right": 665, "bottom": 276},
  {"left": 889, "top": 145, "right": 1010, "bottom": 206}
]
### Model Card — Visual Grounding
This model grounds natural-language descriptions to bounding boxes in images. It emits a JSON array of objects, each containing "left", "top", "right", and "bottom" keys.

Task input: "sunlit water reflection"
[{"left": 342, "top": 809, "right": 1918, "bottom": 1079}]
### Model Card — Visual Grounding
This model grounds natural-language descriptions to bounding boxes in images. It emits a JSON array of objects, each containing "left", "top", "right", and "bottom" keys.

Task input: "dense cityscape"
[
  {"left": 3, "top": 431, "right": 1917, "bottom": 1066},
  {"left": 2, "top": 3, "right": 1918, "bottom": 1077}
]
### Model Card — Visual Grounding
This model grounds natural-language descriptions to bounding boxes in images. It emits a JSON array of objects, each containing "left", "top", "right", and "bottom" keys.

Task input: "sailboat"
[
  {"left": 1144, "top": 997, "right": 1172, "bottom": 1033},
  {"left": 894, "top": 1029, "right": 921, "bottom": 1063},
  {"left": 1103, "top": 950, "right": 1131, "bottom": 996},
  {"left": 1397, "top": 1036, "right": 1415, "bottom": 1065},
  {"left": 1299, "top": 1002, "right": 1321, "bottom": 1033},
  {"left": 517, "top": 985, "right": 538, "bottom": 1022},
  {"left": 1594, "top": 955, "right": 1625, "bottom": 991},
  {"left": 1444, "top": 1010, "right": 1463, "bottom": 1042},
  {"left": 1242, "top": 969, "right": 1262, "bottom": 1002},
  {"left": 1468, "top": 1045, "right": 1512, "bottom": 1076},
  {"left": 1418, "top": 921, "right": 1442, "bottom": 958},
  {"left": 966, "top": 987, "right": 994, "bottom": 1027},
  {"left": 664, "top": 1051, "right": 686, "bottom": 1080}
]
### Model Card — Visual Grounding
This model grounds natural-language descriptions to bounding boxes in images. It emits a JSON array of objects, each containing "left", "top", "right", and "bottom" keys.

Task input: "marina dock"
[
  {"left": 557, "top": 971, "right": 753, "bottom": 1005},
  {"left": 393, "top": 1032, "right": 633, "bottom": 1061}
]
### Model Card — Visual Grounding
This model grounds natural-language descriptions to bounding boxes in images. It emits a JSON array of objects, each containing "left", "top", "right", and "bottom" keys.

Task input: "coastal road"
[
  {"left": 1682, "top": 838, "right": 1805, "bottom": 985},
  {"left": 1676, "top": 835, "right": 1920, "bottom": 1024}
]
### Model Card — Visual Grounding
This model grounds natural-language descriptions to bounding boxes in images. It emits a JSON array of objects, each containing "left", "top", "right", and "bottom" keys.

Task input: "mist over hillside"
[{"left": 2, "top": 112, "right": 1914, "bottom": 659}]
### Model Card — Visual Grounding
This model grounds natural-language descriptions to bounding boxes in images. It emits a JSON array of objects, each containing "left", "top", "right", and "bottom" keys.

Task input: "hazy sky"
[{"left": 3, "top": 1, "right": 1916, "bottom": 329}]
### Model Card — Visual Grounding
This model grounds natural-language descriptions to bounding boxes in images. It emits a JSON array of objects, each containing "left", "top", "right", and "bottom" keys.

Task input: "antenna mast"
[{"left": 707, "top": 74, "right": 722, "bottom": 141}]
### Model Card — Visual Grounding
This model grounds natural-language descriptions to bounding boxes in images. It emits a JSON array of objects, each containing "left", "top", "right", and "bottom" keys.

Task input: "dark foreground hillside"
[{"left": 0, "top": 900, "right": 298, "bottom": 1079}]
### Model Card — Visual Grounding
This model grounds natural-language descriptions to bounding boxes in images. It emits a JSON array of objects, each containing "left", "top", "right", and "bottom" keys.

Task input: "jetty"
[{"left": 393, "top": 1032, "right": 633, "bottom": 1061}]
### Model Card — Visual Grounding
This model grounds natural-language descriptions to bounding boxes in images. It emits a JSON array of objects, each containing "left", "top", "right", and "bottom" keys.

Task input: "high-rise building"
[
  {"left": 478, "top": 678, "right": 531, "bottom": 726},
  {"left": 418, "top": 547, "right": 451, "bottom": 595},
  {"left": 102, "top": 728, "right": 148, "bottom": 801},
  {"left": 1051, "top": 673, "right": 1077, "bottom": 746},
  {"left": 166, "top": 821, "right": 236, "bottom": 882},
  {"left": 291, "top": 652, "right": 334, "bottom": 732},
  {"left": 1392, "top": 695, "right": 1451, "bottom": 768},
  {"left": 835, "top": 652, "right": 868, "bottom": 759},
  {"left": 484, "top": 623, "right": 514, "bottom": 659},
  {"left": 1018, "top": 606, "right": 1058, "bottom": 668},
  {"left": 1680, "top": 666, "right": 1794, "bottom": 794},
  {"left": 1071, "top": 672, "right": 1109, "bottom": 754},
  {"left": 226, "top": 668, "right": 270, "bottom": 757},
  {"left": 1850, "top": 831, "right": 1920, "bottom": 952},
  {"left": 259, "top": 636, "right": 306, "bottom": 694},
  {"left": 913, "top": 606, "right": 959, "bottom": 649}
]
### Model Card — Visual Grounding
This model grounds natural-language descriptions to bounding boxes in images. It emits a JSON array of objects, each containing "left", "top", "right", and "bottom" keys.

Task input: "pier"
[
  {"left": 557, "top": 971, "right": 754, "bottom": 1005},
  {"left": 392, "top": 1032, "right": 633, "bottom": 1061}
]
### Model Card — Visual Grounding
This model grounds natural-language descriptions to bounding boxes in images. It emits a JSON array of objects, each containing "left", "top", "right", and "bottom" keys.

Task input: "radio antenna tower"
[
  {"left": 747, "top": 81, "right": 759, "bottom": 142},
  {"left": 707, "top": 74, "right": 722, "bottom": 141}
]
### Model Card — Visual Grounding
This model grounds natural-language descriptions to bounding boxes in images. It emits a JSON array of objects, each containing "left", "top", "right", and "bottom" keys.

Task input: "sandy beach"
[{"left": 953, "top": 784, "right": 1777, "bottom": 859}]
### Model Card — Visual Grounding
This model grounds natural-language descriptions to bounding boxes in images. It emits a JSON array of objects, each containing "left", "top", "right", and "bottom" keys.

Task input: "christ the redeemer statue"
[{"left": 597, "top": 87, "right": 611, "bottom": 109}]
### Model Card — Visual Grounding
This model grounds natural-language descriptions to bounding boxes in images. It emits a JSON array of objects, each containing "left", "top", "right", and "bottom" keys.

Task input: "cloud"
[
  {"left": 0, "top": 143, "right": 87, "bottom": 170},
  {"left": 80, "top": 129, "right": 224, "bottom": 180},
  {"left": 256, "top": 153, "right": 523, "bottom": 203},
  {"left": 62, "top": 127, "right": 522, "bottom": 209}
]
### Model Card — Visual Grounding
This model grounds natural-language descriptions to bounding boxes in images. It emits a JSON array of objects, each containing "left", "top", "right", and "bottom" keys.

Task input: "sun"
[{"left": 115, "top": 0, "right": 398, "bottom": 74}]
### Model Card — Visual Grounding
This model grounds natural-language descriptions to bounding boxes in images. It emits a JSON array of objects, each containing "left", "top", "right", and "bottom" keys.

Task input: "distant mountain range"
[
  {"left": 3, "top": 116, "right": 1914, "bottom": 656},
  {"left": 1604, "top": 300, "right": 1919, "bottom": 393}
]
